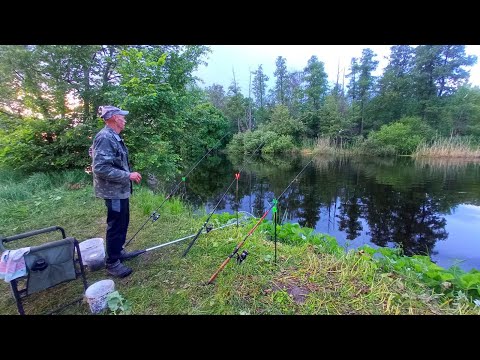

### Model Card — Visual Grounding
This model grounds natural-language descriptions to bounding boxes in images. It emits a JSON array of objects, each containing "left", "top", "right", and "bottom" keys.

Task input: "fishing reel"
[
  {"left": 205, "top": 224, "right": 213, "bottom": 233},
  {"left": 236, "top": 250, "right": 248, "bottom": 265},
  {"left": 151, "top": 211, "right": 160, "bottom": 222}
]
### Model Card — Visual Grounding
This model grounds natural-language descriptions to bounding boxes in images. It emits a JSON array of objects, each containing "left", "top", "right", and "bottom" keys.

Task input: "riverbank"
[
  {"left": 305, "top": 135, "right": 480, "bottom": 159},
  {"left": 0, "top": 170, "right": 479, "bottom": 315}
]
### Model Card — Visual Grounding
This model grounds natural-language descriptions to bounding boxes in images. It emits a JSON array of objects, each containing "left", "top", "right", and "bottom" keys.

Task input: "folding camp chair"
[{"left": 0, "top": 226, "right": 88, "bottom": 315}]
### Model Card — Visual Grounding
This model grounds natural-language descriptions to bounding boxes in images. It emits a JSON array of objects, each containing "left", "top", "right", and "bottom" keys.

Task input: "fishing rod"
[
  {"left": 181, "top": 142, "right": 265, "bottom": 257},
  {"left": 124, "top": 132, "right": 229, "bottom": 248},
  {"left": 273, "top": 200, "right": 278, "bottom": 264},
  {"left": 207, "top": 154, "right": 317, "bottom": 285},
  {"left": 120, "top": 212, "right": 254, "bottom": 260},
  {"left": 235, "top": 172, "right": 240, "bottom": 227}
]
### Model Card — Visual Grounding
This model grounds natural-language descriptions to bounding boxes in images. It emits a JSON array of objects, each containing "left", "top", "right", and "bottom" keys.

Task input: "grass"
[
  {"left": 413, "top": 136, "right": 480, "bottom": 158},
  {"left": 312, "top": 137, "right": 350, "bottom": 156},
  {"left": 0, "top": 170, "right": 479, "bottom": 315},
  {"left": 305, "top": 135, "right": 480, "bottom": 160}
]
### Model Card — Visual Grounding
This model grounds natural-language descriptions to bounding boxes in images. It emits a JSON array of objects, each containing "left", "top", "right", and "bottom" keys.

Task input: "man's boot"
[
  {"left": 106, "top": 260, "right": 132, "bottom": 278},
  {"left": 118, "top": 249, "right": 143, "bottom": 261}
]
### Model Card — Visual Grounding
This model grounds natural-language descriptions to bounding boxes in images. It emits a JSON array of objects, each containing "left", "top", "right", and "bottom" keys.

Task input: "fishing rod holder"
[{"left": 236, "top": 250, "right": 248, "bottom": 264}]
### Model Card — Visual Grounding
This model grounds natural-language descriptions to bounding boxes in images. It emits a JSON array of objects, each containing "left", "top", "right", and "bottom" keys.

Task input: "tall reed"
[{"left": 413, "top": 136, "right": 480, "bottom": 158}]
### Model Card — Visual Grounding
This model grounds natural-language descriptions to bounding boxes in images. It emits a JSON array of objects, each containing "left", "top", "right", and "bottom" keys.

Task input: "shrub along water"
[{"left": 0, "top": 170, "right": 478, "bottom": 315}]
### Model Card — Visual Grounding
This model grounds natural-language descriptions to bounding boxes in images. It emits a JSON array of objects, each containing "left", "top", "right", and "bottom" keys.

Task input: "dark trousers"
[{"left": 104, "top": 198, "right": 130, "bottom": 264}]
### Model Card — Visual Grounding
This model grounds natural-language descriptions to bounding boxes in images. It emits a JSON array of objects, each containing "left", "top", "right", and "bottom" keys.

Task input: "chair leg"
[
  {"left": 74, "top": 241, "right": 89, "bottom": 291},
  {"left": 10, "top": 279, "right": 25, "bottom": 315}
]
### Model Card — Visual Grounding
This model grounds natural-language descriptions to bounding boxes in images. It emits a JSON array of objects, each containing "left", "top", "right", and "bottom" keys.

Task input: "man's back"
[{"left": 92, "top": 126, "right": 131, "bottom": 199}]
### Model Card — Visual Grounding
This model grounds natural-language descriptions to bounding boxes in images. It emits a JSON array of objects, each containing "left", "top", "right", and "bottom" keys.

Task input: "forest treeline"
[{"left": 0, "top": 45, "right": 478, "bottom": 181}]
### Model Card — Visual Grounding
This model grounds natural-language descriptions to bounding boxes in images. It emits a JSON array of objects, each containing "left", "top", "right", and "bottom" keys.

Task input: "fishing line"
[
  {"left": 207, "top": 154, "right": 318, "bottom": 284},
  {"left": 181, "top": 142, "right": 265, "bottom": 257},
  {"left": 125, "top": 132, "right": 229, "bottom": 248},
  {"left": 120, "top": 211, "right": 255, "bottom": 260}
]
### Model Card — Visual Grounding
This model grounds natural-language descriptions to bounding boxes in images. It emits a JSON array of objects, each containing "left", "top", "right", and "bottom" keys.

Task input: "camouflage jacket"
[{"left": 91, "top": 126, "right": 132, "bottom": 199}]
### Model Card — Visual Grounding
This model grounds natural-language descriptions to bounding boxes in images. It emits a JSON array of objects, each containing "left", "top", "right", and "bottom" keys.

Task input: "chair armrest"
[{"left": 0, "top": 226, "right": 66, "bottom": 251}]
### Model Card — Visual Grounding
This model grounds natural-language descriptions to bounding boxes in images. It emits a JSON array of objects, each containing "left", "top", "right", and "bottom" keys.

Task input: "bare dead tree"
[{"left": 248, "top": 67, "right": 252, "bottom": 130}]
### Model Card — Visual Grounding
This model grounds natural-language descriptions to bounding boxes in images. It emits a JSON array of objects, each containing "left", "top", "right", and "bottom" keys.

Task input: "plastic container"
[
  {"left": 79, "top": 238, "right": 105, "bottom": 271},
  {"left": 84, "top": 279, "right": 115, "bottom": 314}
]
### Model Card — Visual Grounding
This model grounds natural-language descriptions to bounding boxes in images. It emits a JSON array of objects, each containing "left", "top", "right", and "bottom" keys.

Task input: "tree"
[
  {"left": 356, "top": 48, "right": 379, "bottom": 135},
  {"left": 346, "top": 48, "right": 378, "bottom": 136},
  {"left": 225, "top": 79, "right": 248, "bottom": 133},
  {"left": 252, "top": 64, "right": 269, "bottom": 108},
  {"left": 252, "top": 65, "right": 270, "bottom": 126},
  {"left": 412, "top": 45, "right": 477, "bottom": 128},
  {"left": 206, "top": 83, "right": 226, "bottom": 112},
  {"left": 273, "top": 56, "right": 288, "bottom": 105},
  {"left": 368, "top": 45, "right": 416, "bottom": 129},
  {"left": 434, "top": 45, "right": 477, "bottom": 97},
  {"left": 317, "top": 94, "right": 353, "bottom": 139},
  {"left": 439, "top": 85, "right": 480, "bottom": 136},
  {"left": 304, "top": 55, "right": 329, "bottom": 111},
  {"left": 285, "top": 70, "right": 305, "bottom": 118},
  {"left": 114, "top": 45, "right": 211, "bottom": 176},
  {"left": 0, "top": 45, "right": 213, "bottom": 176},
  {"left": 261, "top": 104, "right": 305, "bottom": 143}
]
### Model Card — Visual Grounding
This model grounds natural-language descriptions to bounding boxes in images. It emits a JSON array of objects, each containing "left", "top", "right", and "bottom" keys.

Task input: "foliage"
[
  {"left": 1, "top": 170, "right": 479, "bottom": 314},
  {"left": 262, "top": 135, "right": 294, "bottom": 154},
  {"left": 0, "top": 45, "right": 112, "bottom": 121},
  {"left": 316, "top": 95, "right": 353, "bottom": 138},
  {"left": 413, "top": 135, "right": 480, "bottom": 158},
  {"left": 303, "top": 55, "right": 329, "bottom": 112},
  {"left": 1, "top": 45, "right": 479, "bottom": 177},
  {"left": 257, "top": 220, "right": 343, "bottom": 256},
  {"left": 242, "top": 130, "right": 265, "bottom": 154},
  {"left": 0, "top": 116, "right": 92, "bottom": 172},
  {"left": 252, "top": 64, "right": 269, "bottom": 109},
  {"left": 260, "top": 105, "right": 305, "bottom": 143},
  {"left": 273, "top": 56, "right": 289, "bottom": 105},
  {"left": 359, "top": 245, "right": 480, "bottom": 304},
  {"left": 370, "top": 45, "right": 416, "bottom": 127},
  {"left": 226, "top": 128, "right": 294, "bottom": 156},
  {"left": 180, "top": 102, "right": 229, "bottom": 163},
  {"left": 107, "top": 291, "right": 132, "bottom": 315},
  {"left": 131, "top": 138, "right": 180, "bottom": 182},
  {"left": 224, "top": 91, "right": 249, "bottom": 133},
  {"left": 105, "top": 46, "right": 214, "bottom": 180},
  {"left": 437, "top": 85, "right": 480, "bottom": 136},
  {"left": 205, "top": 84, "right": 226, "bottom": 112},
  {"left": 225, "top": 132, "right": 245, "bottom": 155},
  {"left": 0, "top": 45, "right": 217, "bottom": 178},
  {"left": 362, "top": 116, "right": 433, "bottom": 156},
  {"left": 225, "top": 130, "right": 263, "bottom": 155}
]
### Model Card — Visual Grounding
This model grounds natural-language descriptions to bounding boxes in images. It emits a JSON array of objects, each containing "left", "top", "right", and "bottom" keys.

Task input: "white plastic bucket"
[
  {"left": 79, "top": 238, "right": 105, "bottom": 271},
  {"left": 85, "top": 279, "right": 115, "bottom": 314}
]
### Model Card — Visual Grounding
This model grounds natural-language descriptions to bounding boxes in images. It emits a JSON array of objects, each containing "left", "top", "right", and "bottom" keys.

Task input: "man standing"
[{"left": 91, "top": 105, "right": 142, "bottom": 278}]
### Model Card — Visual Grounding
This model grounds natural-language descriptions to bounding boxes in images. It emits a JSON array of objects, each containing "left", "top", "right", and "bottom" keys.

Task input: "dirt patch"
[
  {"left": 271, "top": 279, "right": 311, "bottom": 304},
  {"left": 66, "top": 183, "right": 84, "bottom": 190}
]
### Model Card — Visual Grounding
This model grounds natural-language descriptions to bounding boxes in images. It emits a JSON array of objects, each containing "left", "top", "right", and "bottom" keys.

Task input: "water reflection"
[{"left": 178, "top": 153, "right": 480, "bottom": 271}]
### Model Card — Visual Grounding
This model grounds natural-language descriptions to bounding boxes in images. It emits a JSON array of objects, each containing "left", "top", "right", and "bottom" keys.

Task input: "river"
[{"left": 179, "top": 153, "right": 480, "bottom": 272}]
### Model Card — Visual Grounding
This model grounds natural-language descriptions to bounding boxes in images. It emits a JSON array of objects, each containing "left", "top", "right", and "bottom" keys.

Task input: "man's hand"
[{"left": 129, "top": 172, "right": 142, "bottom": 184}]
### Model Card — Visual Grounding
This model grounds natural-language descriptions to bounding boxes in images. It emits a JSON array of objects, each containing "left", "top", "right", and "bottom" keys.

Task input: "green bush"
[
  {"left": 260, "top": 105, "right": 305, "bottom": 143},
  {"left": 226, "top": 132, "right": 246, "bottom": 155},
  {"left": 242, "top": 130, "right": 264, "bottom": 154},
  {"left": 262, "top": 135, "right": 294, "bottom": 154},
  {"left": 227, "top": 130, "right": 295, "bottom": 156},
  {"left": 0, "top": 116, "right": 93, "bottom": 173},
  {"left": 364, "top": 117, "right": 433, "bottom": 155}
]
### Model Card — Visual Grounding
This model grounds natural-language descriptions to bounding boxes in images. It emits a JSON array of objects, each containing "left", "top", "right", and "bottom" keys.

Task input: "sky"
[{"left": 194, "top": 45, "right": 480, "bottom": 94}]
